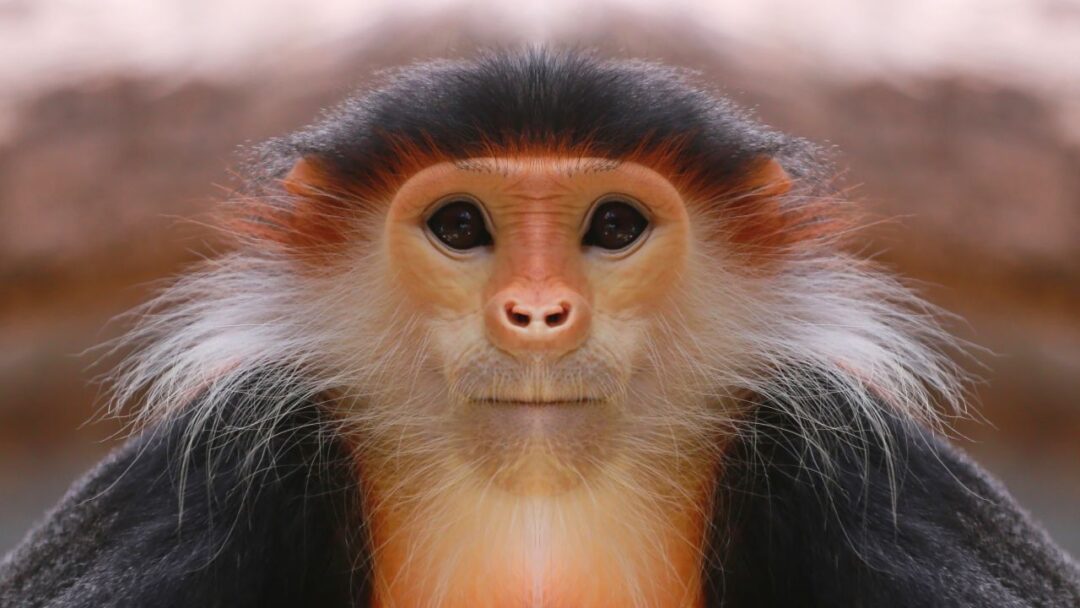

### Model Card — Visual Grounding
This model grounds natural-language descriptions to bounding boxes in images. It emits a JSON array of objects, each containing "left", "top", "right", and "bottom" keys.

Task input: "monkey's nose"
[
  {"left": 505, "top": 301, "right": 570, "bottom": 329},
  {"left": 486, "top": 288, "right": 590, "bottom": 356}
]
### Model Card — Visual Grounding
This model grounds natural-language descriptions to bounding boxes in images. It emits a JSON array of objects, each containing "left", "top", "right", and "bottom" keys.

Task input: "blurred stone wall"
[{"left": 1, "top": 5, "right": 1077, "bottom": 555}]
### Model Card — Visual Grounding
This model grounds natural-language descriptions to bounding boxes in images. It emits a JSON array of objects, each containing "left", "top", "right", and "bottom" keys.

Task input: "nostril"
[
  {"left": 544, "top": 302, "right": 571, "bottom": 328},
  {"left": 505, "top": 302, "right": 531, "bottom": 328},
  {"left": 501, "top": 300, "right": 575, "bottom": 331}
]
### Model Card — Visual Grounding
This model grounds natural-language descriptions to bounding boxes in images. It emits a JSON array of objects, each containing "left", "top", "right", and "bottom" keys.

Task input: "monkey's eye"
[
  {"left": 426, "top": 199, "right": 492, "bottom": 250},
  {"left": 583, "top": 199, "right": 649, "bottom": 251}
]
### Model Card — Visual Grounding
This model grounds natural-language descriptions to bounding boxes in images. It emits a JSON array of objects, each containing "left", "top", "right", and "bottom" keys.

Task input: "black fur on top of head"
[{"left": 247, "top": 47, "right": 826, "bottom": 197}]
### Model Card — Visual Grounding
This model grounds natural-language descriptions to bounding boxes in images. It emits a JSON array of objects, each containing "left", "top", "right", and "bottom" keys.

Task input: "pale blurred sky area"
[{"left": 1, "top": 0, "right": 1079, "bottom": 98}]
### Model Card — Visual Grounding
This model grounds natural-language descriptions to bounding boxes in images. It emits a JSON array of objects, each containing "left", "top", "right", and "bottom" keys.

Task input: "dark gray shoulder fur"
[
  {"left": 709, "top": 392, "right": 1080, "bottom": 607},
  {"left": 0, "top": 396, "right": 370, "bottom": 608}
]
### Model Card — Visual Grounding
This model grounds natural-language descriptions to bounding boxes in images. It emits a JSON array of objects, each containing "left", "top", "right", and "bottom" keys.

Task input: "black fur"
[
  {"left": 709, "top": 393, "right": 1080, "bottom": 607},
  {"left": 250, "top": 48, "right": 826, "bottom": 198},
  {"left": 0, "top": 394, "right": 370, "bottom": 607}
]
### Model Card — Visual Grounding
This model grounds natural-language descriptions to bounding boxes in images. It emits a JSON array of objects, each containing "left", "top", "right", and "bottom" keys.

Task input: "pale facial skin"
[
  {"left": 384, "top": 157, "right": 691, "bottom": 464},
  {"left": 364, "top": 157, "right": 712, "bottom": 607}
]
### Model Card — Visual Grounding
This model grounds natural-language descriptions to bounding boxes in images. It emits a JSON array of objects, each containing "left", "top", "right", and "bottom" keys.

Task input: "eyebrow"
[
  {"left": 452, "top": 157, "right": 621, "bottom": 175},
  {"left": 454, "top": 158, "right": 499, "bottom": 173}
]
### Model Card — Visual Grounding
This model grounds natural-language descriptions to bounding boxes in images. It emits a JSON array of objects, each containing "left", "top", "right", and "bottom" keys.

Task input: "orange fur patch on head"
[
  {"left": 683, "top": 156, "right": 852, "bottom": 262},
  {"left": 226, "top": 157, "right": 362, "bottom": 256},
  {"left": 280, "top": 158, "right": 357, "bottom": 248},
  {"left": 713, "top": 157, "right": 796, "bottom": 250}
]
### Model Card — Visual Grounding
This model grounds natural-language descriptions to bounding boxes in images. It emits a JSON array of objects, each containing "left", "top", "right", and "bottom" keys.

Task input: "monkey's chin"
[{"left": 458, "top": 399, "right": 614, "bottom": 496}]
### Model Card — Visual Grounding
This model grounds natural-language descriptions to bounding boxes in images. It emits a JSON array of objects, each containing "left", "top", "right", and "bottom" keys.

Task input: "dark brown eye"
[
  {"left": 583, "top": 199, "right": 649, "bottom": 250},
  {"left": 426, "top": 199, "right": 492, "bottom": 250}
]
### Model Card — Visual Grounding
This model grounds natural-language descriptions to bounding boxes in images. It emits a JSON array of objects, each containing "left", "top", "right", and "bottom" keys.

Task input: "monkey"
[{"left": 1, "top": 48, "right": 1078, "bottom": 608}]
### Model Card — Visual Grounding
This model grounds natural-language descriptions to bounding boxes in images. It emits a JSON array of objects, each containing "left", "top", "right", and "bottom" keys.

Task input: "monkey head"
[
  {"left": 277, "top": 146, "right": 796, "bottom": 495},
  {"left": 114, "top": 48, "right": 959, "bottom": 506},
  {"left": 193, "top": 49, "right": 936, "bottom": 503}
]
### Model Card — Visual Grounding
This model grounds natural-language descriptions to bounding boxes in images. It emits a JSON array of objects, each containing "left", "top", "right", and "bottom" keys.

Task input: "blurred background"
[{"left": 1, "top": 0, "right": 1078, "bottom": 556}]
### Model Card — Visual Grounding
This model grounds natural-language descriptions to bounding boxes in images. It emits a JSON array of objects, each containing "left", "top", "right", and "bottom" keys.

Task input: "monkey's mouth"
[
  {"left": 472, "top": 397, "right": 604, "bottom": 407},
  {"left": 464, "top": 396, "right": 610, "bottom": 440}
]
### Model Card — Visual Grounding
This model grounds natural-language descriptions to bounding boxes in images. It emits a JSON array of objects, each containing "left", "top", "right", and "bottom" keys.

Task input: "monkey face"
[{"left": 372, "top": 157, "right": 695, "bottom": 489}]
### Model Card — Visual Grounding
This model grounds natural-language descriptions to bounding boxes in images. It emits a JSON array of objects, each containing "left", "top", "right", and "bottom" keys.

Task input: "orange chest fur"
[{"left": 367, "top": 484, "right": 708, "bottom": 608}]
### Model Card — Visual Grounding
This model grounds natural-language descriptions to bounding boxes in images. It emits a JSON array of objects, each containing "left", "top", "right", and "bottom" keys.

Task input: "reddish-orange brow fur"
[{"left": 228, "top": 134, "right": 850, "bottom": 264}]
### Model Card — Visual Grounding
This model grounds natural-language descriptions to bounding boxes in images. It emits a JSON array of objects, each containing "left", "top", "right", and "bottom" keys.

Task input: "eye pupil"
[
  {"left": 427, "top": 199, "right": 492, "bottom": 250},
  {"left": 583, "top": 200, "right": 649, "bottom": 250}
]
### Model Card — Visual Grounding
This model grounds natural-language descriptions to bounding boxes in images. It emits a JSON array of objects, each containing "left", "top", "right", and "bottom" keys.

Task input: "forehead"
[{"left": 387, "top": 157, "right": 687, "bottom": 218}]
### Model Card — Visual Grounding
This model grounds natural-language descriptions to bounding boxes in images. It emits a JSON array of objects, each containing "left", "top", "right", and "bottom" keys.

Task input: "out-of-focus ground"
[{"left": 1, "top": 0, "right": 1078, "bottom": 555}]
